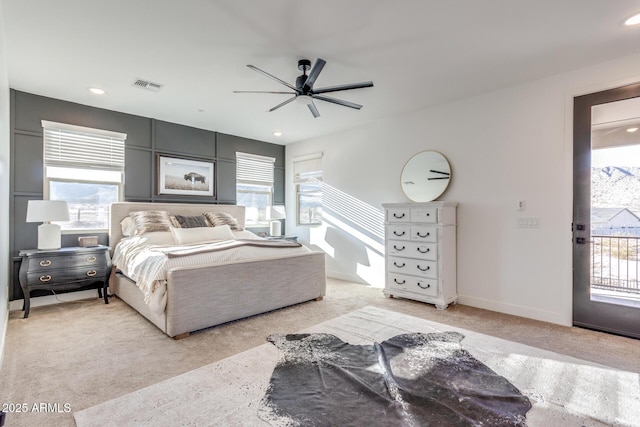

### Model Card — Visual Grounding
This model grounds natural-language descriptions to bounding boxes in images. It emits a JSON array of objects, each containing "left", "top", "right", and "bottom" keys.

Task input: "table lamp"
[
  {"left": 26, "top": 200, "right": 70, "bottom": 250},
  {"left": 269, "top": 205, "right": 286, "bottom": 236}
]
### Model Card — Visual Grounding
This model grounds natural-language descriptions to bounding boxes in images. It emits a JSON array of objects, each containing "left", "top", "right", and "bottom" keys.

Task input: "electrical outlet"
[
  {"left": 517, "top": 217, "right": 539, "bottom": 228},
  {"left": 517, "top": 200, "right": 526, "bottom": 211}
]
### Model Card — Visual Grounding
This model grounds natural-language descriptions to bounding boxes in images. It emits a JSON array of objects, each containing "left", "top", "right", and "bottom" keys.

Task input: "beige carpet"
[{"left": 74, "top": 306, "right": 640, "bottom": 427}]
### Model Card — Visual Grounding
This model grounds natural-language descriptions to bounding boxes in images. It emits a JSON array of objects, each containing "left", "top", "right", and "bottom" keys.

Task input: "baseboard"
[
  {"left": 458, "top": 294, "right": 571, "bottom": 326},
  {"left": 9, "top": 290, "right": 100, "bottom": 312}
]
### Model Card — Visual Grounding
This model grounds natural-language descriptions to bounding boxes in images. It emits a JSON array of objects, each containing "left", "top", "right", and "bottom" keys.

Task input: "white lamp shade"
[
  {"left": 26, "top": 200, "right": 70, "bottom": 250},
  {"left": 26, "top": 200, "right": 70, "bottom": 223},
  {"left": 269, "top": 205, "right": 286, "bottom": 220}
]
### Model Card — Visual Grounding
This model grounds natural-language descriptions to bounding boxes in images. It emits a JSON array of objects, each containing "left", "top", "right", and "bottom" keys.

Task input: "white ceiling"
[{"left": 3, "top": 0, "right": 640, "bottom": 145}]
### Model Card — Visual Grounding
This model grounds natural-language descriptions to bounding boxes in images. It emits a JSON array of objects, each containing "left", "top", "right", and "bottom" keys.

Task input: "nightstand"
[{"left": 18, "top": 246, "right": 112, "bottom": 318}]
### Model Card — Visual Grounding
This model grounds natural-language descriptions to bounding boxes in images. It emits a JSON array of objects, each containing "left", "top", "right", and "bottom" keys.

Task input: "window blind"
[
  {"left": 42, "top": 120, "right": 126, "bottom": 171},
  {"left": 293, "top": 152, "right": 323, "bottom": 183},
  {"left": 236, "top": 152, "right": 276, "bottom": 186}
]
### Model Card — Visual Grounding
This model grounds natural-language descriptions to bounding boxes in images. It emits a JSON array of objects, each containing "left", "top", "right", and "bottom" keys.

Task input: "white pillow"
[
  {"left": 171, "top": 224, "right": 235, "bottom": 245},
  {"left": 138, "top": 231, "right": 176, "bottom": 246}
]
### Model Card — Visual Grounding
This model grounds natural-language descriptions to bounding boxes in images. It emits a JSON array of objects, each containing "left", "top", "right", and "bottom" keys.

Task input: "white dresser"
[{"left": 382, "top": 202, "right": 457, "bottom": 309}]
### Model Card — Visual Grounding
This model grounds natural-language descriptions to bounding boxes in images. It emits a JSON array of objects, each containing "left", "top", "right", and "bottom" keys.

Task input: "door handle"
[{"left": 575, "top": 237, "right": 593, "bottom": 244}]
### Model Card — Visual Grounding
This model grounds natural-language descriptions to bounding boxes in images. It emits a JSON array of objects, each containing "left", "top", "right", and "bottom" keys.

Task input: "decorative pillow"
[
  {"left": 129, "top": 210, "right": 173, "bottom": 235},
  {"left": 120, "top": 216, "right": 136, "bottom": 237},
  {"left": 169, "top": 215, "right": 181, "bottom": 228},
  {"left": 203, "top": 212, "right": 243, "bottom": 231},
  {"left": 171, "top": 224, "right": 235, "bottom": 245},
  {"left": 138, "top": 231, "right": 176, "bottom": 246},
  {"left": 174, "top": 214, "right": 209, "bottom": 228}
]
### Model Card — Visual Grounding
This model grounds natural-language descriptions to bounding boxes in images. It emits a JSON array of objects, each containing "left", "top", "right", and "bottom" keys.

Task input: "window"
[
  {"left": 236, "top": 152, "right": 275, "bottom": 227},
  {"left": 293, "top": 153, "right": 322, "bottom": 225},
  {"left": 42, "top": 120, "right": 126, "bottom": 232}
]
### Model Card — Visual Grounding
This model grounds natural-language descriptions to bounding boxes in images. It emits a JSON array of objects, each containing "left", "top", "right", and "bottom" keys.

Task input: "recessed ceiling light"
[
  {"left": 625, "top": 13, "right": 640, "bottom": 26},
  {"left": 89, "top": 87, "right": 105, "bottom": 95},
  {"left": 627, "top": 127, "right": 638, "bottom": 133},
  {"left": 273, "top": 131, "right": 283, "bottom": 137}
]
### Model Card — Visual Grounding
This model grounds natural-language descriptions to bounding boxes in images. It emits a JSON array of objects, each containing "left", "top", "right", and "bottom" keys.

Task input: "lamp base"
[
  {"left": 38, "top": 223, "right": 62, "bottom": 250},
  {"left": 270, "top": 220, "right": 282, "bottom": 237}
]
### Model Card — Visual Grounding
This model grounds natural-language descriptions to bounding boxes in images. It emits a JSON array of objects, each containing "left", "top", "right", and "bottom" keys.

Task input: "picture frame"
[{"left": 157, "top": 155, "right": 214, "bottom": 196}]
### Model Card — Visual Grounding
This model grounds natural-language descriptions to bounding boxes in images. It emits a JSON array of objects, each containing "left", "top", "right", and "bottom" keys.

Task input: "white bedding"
[{"left": 112, "top": 230, "right": 310, "bottom": 315}]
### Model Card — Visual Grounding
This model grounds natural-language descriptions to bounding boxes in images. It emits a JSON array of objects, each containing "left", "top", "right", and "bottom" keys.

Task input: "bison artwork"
[{"left": 184, "top": 172, "right": 206, "bottom": 184}]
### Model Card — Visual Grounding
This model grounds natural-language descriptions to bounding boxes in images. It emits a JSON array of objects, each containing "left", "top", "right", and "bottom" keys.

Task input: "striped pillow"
[
  {"left": 129, "top": 210, "right": 173, "bottom": 235},
  {"left": 203, "top": 212, "right": 243, "bottom": 231},
  {"left": 174, "top": 214, "right": 209, "bottom": 228}
]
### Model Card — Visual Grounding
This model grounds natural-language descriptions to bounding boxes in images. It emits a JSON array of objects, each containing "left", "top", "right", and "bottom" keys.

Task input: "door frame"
[{"left": 573, "top": 82, "right": 640, "bottom": 338}]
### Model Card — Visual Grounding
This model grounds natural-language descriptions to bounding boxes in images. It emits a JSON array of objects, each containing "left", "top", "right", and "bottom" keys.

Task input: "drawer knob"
[
  {"left": 86, "top": 270, "right": 97, "bottom": 277},
  {"left": 416, "top": 232, "right": 430, "bottom": 238},
  {"left": 39, "top": 275, "right": 52, "bottom": 283},
  {"left": 393, "top": 245, "right": 405, "bottom": 251},
  {"left": 417, "top": 265, "right": 430, "bottom": 272},
  {"left": 394, "top": 278, "right": 406, "bottom": 285},
  {"left": 417, "top": 247, "right": 430, "bottom": 254},
  {"left": 393, "top": 262, "right": 406, "bottom": 268},
  {"left": 393, "top": 231, "right": 406, "bottom": 237},
  {"left": 39, "top": 260, "right": 52, "bottom": 267},
  {"left": 393, "top": 213, "right": 405, "bottom": 219},
  {"left": 417, "top": 282, "right": 431, "bottom": 289},
  {"left": 86, "top": 256, "right": 97, "bottom": 262}
]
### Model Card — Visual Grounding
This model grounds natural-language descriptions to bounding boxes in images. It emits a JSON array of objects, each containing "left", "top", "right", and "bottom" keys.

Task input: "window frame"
[
  {"left": 42, "top": 121, "right": 126, "bottom": 233},
  {"left": 235, "top": 152, "right": 276, "bottom": 228},
  {"left": 293, "top": 152, "right": 323, "bottom": 226}
]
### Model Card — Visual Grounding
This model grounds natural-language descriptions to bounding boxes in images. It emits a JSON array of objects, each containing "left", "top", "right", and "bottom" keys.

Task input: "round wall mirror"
[{"left": 401, "top": 151, "right": 451, "bottom": 202}]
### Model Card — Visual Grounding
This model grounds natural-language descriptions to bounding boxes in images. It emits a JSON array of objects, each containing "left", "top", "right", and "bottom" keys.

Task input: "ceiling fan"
[{"left": 234, "top": 58, "right": 373, "bottom": 118}]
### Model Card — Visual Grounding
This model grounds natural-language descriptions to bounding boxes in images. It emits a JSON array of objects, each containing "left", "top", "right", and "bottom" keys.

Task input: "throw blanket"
[{"left": 162, "top": 239, "right": 301, "bottom": 258}]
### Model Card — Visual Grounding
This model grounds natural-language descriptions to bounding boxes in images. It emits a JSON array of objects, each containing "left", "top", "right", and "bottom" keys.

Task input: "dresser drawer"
[
  {"left": 26, "top": 266, "right": 109, "bottom": 287},
  {"left": 387, "top": 240, "right": 437, "bottom": 261},
  {"left": 27, "top": 252, "right": 105, "bottom": 271},
  {"left": 387, "top": 225, "right": 411, "bottom": 240},
  {"left": 410, "top": 226, "right": 437, "bottom": 242},
  {"left": 411, "top": 207, "right": 437, "bottom": 223},
  {"left": 388, "top": 273, "right": 438, "bottom": 297},
  {"left": 387, "top": 207, "right": 411, "bottom": 223},
  {"left": 389, "top": 256, "right": 437, "bottom": 279}
]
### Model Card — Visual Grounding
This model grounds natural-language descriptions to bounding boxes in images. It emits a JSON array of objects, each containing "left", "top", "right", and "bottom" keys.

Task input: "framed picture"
[{"left": 157, "top": 155, "right": 214, "bottom": 196}]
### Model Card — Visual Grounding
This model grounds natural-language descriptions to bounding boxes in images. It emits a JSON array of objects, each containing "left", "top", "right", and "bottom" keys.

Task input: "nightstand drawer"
[
  {"left": 27, "top": 252, "right": 105, "bottom": 270},
  {"left": 26, "top": 266, "right": 109, "bottom": 287}
]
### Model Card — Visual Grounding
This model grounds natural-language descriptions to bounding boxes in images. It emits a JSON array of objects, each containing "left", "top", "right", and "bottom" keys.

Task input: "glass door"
[{"left": 573, "top": 83, "right": 640, "bottom": 339}]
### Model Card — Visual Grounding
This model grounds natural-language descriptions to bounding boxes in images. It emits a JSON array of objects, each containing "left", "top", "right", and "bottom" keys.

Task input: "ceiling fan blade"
[
  {"left": 268, "top": 96, "right": 297, "bottom": 112},
  {"left": 308, "top": 101, "right": 320, "bottom": 118},
  {"left": 313, "top": 95, "right": 363, "bottom": 110},
  {"left": 233, "top": 90, "right": 296, "bottom": 94},
  {"left": 247, "top": 65, "right": 299, "bottom": 92},
  {"left": 312, "top": 81, "right": 374, "bottom": 94},
  {"left": 302, "top": 58, "right": 326, "bottom": 92}
]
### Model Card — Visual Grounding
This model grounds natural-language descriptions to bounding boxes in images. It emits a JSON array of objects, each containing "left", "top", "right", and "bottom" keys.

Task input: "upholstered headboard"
[{"left": 109, "top": 202, "right": 246, "bottom": 252}]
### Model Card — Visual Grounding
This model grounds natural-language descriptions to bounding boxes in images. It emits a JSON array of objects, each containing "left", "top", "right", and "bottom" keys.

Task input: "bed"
[{"left": 108, "top": 202, "right": 326, "bottom": 338}]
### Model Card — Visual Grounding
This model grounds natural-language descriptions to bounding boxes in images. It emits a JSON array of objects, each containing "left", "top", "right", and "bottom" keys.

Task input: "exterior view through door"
[{"left": 573, "top": 83, "right": 640, "bottom": 339}]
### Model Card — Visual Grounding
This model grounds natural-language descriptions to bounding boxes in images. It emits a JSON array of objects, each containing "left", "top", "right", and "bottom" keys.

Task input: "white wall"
[
  {"left": 0, "top": 3, "right": 10, "bottom": 368},
  {"left": 286, "top": 52, "right": 640, "bottom": 326}
]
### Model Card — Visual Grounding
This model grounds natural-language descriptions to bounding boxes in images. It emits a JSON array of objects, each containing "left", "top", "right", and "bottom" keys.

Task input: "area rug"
[{"left": 74, "top": 306, "right": 640, "bottom": 426}]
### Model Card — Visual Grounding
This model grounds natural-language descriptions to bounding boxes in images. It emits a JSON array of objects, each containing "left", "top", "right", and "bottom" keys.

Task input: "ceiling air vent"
[{"left": 132, "top": 78, "right": 163, "bottom": 92}]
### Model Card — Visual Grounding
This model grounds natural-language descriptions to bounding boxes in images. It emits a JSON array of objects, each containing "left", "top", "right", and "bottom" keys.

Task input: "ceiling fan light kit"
[{"left": 234, "top": 58, "right": 373, "bottom": 118}]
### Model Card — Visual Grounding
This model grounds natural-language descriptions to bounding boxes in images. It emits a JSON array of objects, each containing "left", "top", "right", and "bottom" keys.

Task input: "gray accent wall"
[{"left": 9, "top": 90, "right": 284, "bottom": 301}]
